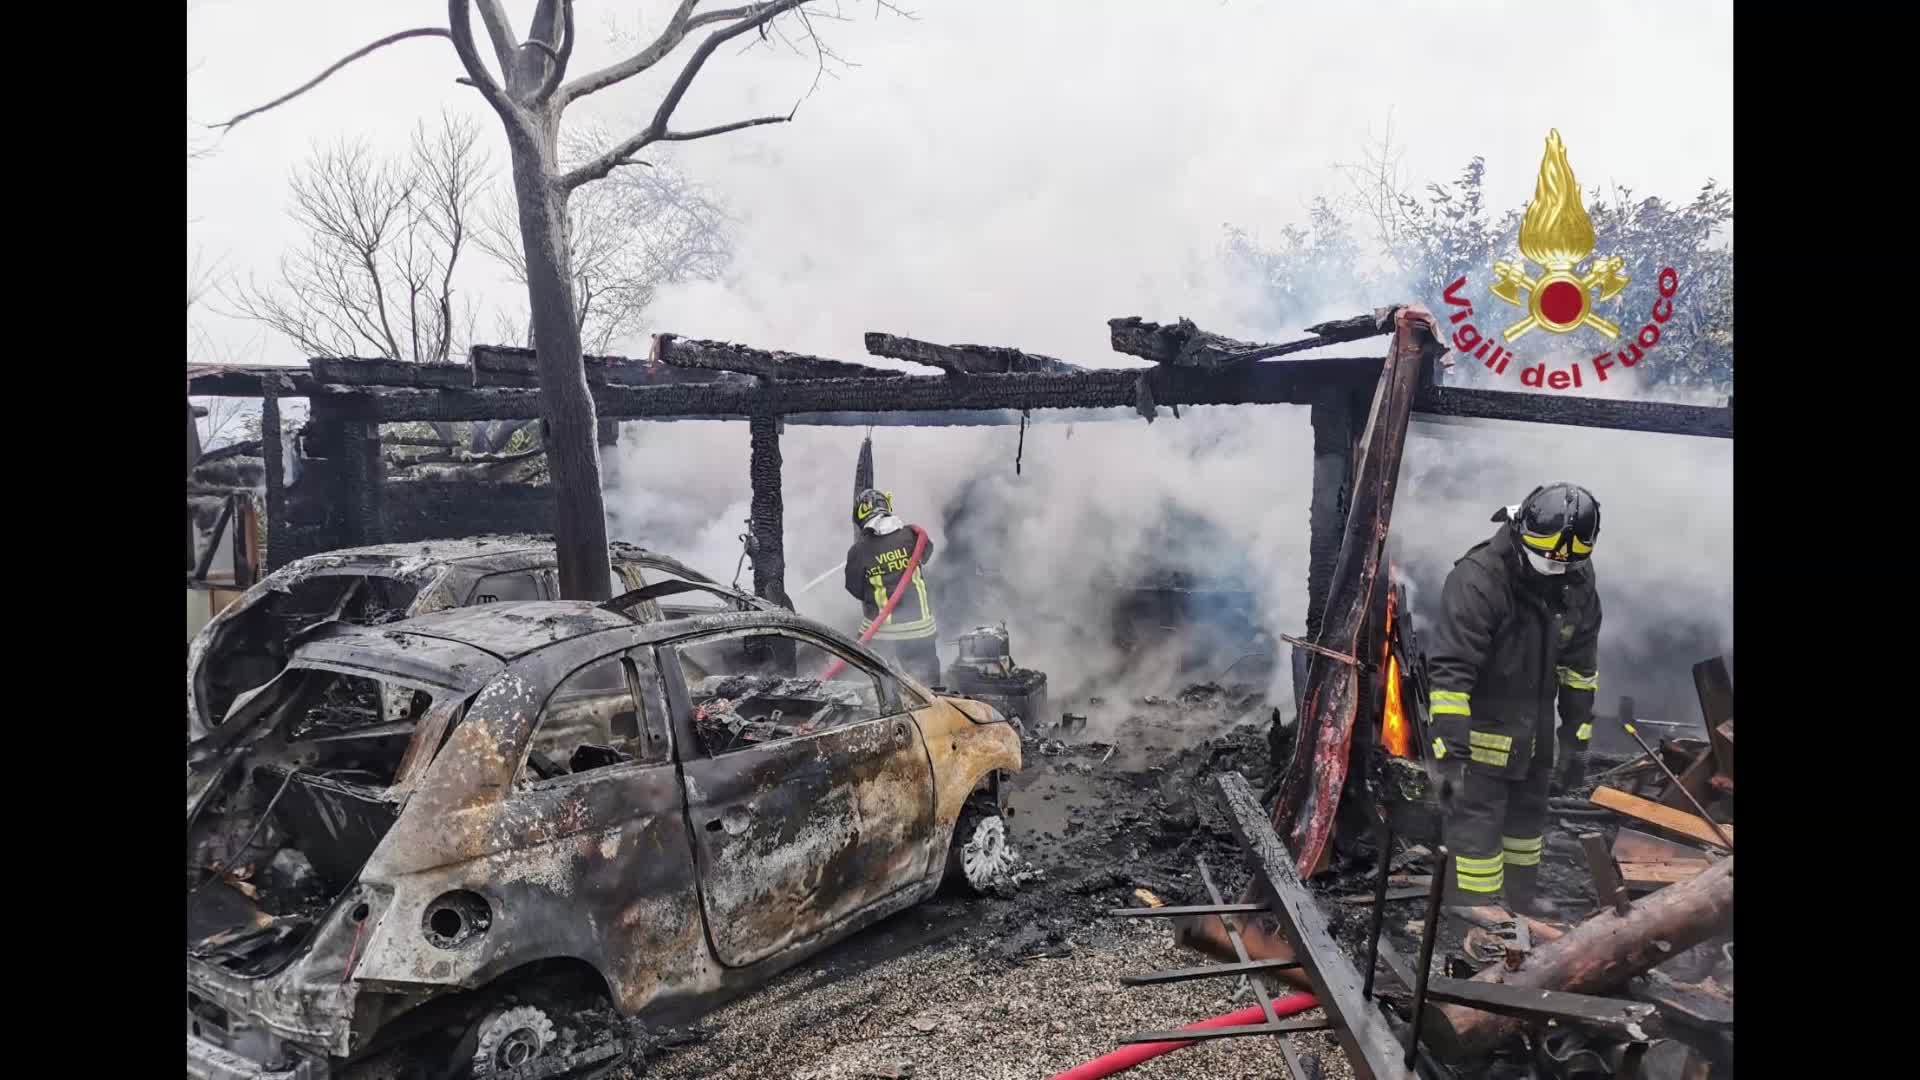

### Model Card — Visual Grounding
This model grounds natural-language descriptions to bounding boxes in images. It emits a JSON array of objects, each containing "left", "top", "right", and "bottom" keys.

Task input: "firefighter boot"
[{"left": 1501, "top": 838, "right": 1559, "bottom": 920}]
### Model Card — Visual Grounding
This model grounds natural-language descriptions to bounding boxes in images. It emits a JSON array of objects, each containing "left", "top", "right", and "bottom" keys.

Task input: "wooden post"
[
  {"left": 261, "top": 377, "right": 287, "bottom": 571},
  {"left": 748, "top": 414, "right": 792, "bottom": 610},
  {"left": 1297, "top": 387, "right": 1364, "bottom": 716}
]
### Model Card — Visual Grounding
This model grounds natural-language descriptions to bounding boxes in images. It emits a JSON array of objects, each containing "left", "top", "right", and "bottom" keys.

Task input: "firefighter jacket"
[
  {"left": 844, "top": 525, "right": 938, "bottom": 641},
  {"left": 1426, "top": 527, "right": 1601, "bottom": 780}
]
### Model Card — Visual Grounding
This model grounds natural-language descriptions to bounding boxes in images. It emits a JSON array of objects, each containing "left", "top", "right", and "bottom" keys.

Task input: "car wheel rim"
[{"left": 960, "top": 815, "right": 1014, "bottom": 889}]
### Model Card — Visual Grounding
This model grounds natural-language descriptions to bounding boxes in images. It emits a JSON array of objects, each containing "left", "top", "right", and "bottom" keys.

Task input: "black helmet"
[
  {"left": 853, "top": 487, "right": 892, "bottom": 527},
  {"left": 1495, "top": 483, "right": 1600, "bottom": 576}
]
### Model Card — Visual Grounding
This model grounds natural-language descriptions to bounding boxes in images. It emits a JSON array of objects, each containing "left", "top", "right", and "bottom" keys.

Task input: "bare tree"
[
  {"left": 480, "top": 128, "right": 732, "bottom": 356},
  {"left": 228, "top": 112, "right": 490, "bottom": 366},
  {"left": 213, "top": 1, "right": 884, "bottom": 602}
]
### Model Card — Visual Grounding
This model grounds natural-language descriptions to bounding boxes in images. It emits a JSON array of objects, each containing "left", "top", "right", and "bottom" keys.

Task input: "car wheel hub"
[
  {"left": 960, "top": 814, "right": 1015, "bottom": 889},
  {"left": 473, "top": 1005, "right": 556, "bottom": 1078}
]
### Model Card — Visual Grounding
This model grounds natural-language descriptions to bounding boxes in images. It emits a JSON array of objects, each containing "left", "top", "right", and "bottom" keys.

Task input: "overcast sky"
[{"left": 186, "top": 0, "right": 1732, "bottom": 369}]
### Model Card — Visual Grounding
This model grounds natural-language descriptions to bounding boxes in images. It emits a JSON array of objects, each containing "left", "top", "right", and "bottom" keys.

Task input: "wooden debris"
[
  {"left": 1425, "top": 857, "right": 1734, "bottom": 1063},
  {"left": 863, "top": 332, "right": 1083, "bottom": 375},
  {"left": 1692, "top": 657, "right": 1735, "bottom": 785},
  {"left": 1590, "top": 787, "right": 1733, "bottom": 850},
  {"left": 652, "top": 334, "right": 908, "bottom": 381},
  {"left": 1612, "top": 827, "right": 1711, "bottom": 865},
  {"left": 1619, "top": 860, "right": 1712, "bottom": 890}
]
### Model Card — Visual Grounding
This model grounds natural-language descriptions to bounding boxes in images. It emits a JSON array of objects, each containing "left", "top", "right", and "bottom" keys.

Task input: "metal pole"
[
  {"left": 1619, "top": 721, "right": 1734, "bottom": 850},
  {"left": 1361, "top": 811, "right": 1395, "bottom": 1001},
  {"left": 1406, "top": 846, "right": 1448, "bottom": 1070}
]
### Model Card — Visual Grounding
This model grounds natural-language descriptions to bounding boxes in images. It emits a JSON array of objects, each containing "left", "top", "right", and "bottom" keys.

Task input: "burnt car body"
[
  {"left": 189, "top": 536, "right": 768, "bottom": 739},
  {"left": 186, "top": 595, "right": 1022, "bottom": 1079}
]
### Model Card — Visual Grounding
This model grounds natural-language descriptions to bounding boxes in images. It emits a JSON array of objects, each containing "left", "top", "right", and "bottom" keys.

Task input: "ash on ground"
[{"left": 620, "top": 683, "right": 1699, "bottom": 1079}]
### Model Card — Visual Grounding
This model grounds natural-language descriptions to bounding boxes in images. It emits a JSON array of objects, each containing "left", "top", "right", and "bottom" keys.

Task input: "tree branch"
[
  {"left": 657, "top": 113, "right": 793, "bottom": 143},
  {"left": 528, "top": 0, "right": 575, "bottom": 106},
  {"left": 447, "top": 0, "right": 523, "bottom": 126},
  {"left": 472, "top": 0, "right": 520, "bottom": 80},
  {"left": 559, "top": 0, "right": 699, "bottom": 106},
  {"left": 559, "top": 1, "right": 807, "bottom": 191},
  {"left": 212, "top": 28, "right": 451, "bottom": 131}
]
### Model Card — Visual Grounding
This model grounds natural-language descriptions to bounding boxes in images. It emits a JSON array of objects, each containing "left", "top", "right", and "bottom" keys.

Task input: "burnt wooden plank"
[
  {"left": 1590, "top": 787, "right": 1732, "bottom": 850},
  {"left": 1120, "top": 958, "right": 1303, "bottom": 986},
  {"left": 468, "top": 344, "right": 742, "bottom": 389},
  {"left": 309, "top": 357, "right": 471, "bottom": 388},
  {"left": 1215, "top": 770, "right": 1416, "bottom": 1080},
  {"left": 1692, "top": 658, "right": 1735, "bottom": 783},
  {"left": 864, "top": 332, "right": 1085, "bottom": 375},
  {"left": 1412, "top": 385, "right": 1731, "bottom": 438},
  {"left": 654, "top": 333, "right": 909, "bottom": 381}
]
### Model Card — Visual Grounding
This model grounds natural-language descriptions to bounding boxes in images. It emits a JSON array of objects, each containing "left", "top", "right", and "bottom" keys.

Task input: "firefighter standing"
[
  {"left": 1427, "top": 483, "right": 1602, "bottom": 917},
  {"left": 844, "top": 488, "right": 942, "bottom": 685}
]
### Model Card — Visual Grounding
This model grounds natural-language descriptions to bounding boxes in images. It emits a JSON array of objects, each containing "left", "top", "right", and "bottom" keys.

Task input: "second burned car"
[{"left": 186, "top": 585, "right": 1022, "bottom": 1080}]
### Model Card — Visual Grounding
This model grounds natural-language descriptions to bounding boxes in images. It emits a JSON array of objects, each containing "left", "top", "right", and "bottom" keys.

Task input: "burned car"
[
  {"left": 189, "top": 535, "right": 767, "bottom": 738},
  {"left": 186, "top": 588, "right": 1022, "bottom": 1079}
]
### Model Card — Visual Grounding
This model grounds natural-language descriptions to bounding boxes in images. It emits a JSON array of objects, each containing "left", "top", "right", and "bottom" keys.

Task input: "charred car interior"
[{"left": 187, "top": 598, "right": 1020, "bottom": 1079}]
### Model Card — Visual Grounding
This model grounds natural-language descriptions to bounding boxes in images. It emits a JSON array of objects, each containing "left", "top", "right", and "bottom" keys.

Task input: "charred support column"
[
  {"left": 261, "top": 377, "right": 288, "bottom": 571},
  {"left": 310, "top": 397, "right": 385, "bottom": 550},
  {"left": 1297, "top": 387, "right": 1369, "bottom": 714},
  {"left": 748, "top": 413, "right": 792, "bottom": 610}
]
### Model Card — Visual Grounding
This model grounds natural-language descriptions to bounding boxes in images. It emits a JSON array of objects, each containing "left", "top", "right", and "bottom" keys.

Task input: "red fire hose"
[
  {"left": 820, "top": 524, "right": 929, "bottom": 682},
  {"left": 1044, "top": 993, "right": 1320, "bottom": 1080}
]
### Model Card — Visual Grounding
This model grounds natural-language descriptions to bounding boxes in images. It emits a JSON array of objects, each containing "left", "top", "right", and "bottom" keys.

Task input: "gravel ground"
[{"left": 637, "top": 919, "right": 1351, "bottom": 1080}]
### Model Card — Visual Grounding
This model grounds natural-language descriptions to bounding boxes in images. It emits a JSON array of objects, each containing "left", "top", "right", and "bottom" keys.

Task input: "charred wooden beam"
[
  {"left": 863, "top": 332, "right": 1085, "bottom": 375},
  {"left": 188, "top": 365, "right": 319, "bottom": 397},
  {"left": 1275, "top": 307, "right": 1443, "bottom": 876},
  {"left": 748, "top": 415, "right": 792, "bottom": 610},
  {"left": 468, "top": 344, "right": 745, "bottom": 390},
  {"left": 1410, "top": 385, "right": 1731, "bottom": 438},
  {"left": 325, "top": 356, "right": 1386, "bottom": 423},
  {"left": 1110, "top": 311, "right": 1395, "bottom": 370},
  {"left": 261, "top": 375, "right": 289, "bottom": 572},
  {"left": 1424, "top": 858, "right": 1733, "bottom": 1063},
  {"left": 1214, "top": 771, "right": 1417, "bottom": 1080},
  {"left": 653, "top": 333, "right": 911, "bottom": 381},
  {"left": 309, "top": 357, "right": 471, "bottom": 389}
]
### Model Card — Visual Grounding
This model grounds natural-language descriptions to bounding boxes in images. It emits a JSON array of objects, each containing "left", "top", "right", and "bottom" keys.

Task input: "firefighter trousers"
[
  {"left": 875, "top": 636, "right": 942, "bottom": 687},
  {"left": 1442, "top": 731, "right": 1552, "bottom": 908}
]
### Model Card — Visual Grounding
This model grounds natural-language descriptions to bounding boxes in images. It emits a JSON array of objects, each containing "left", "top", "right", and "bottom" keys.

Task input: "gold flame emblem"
[{"left": 1491, "top": 130, "right": 1630, "bottom": 341}]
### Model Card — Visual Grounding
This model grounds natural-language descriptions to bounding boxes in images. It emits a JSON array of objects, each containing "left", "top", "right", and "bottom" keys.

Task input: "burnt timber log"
[
  {"left": 317, "top": 356, "right": 1385, "bottom": 423},
  {"left": 1275, "top": 306, "right": 1443, "bottom": 876},
  {"left": 653, "top": 333, "right": 914, "bottom": 381},
  {"left": 469, "top": 344, "right": 747, "bottom": 390},
  {"left": 1110, "top": 311, "right": 1395, "bottom": 370},
  {"left": 863, "top": 332, "right": 1085, "bottom": 375},
  {"left": 1424, "top": 856, "right": 1733, "bottom": 1063},
  {"left": 748, "top": 415, "right": 792, "bottom": 610},
  {"left": 1412, "top": 385, "right": 1731, "bottom": 437}
]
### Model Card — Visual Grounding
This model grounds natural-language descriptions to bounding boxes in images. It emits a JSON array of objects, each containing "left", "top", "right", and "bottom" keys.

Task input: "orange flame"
[{"left": 1381, "top": 585, "right": 1411, "bottom": 757}]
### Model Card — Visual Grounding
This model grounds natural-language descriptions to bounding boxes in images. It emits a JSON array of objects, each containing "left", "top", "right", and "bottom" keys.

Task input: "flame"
[
  {"left": 1381, "top": 585, "right": 1411, "bottom": 757},
  {"left": 1517, "top": 129, "right": 1596, "bottom": 272}
]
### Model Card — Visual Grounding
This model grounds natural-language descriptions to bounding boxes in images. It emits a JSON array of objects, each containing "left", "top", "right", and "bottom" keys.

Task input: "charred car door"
[
  {"left": 348, "top": 642, "right": 700, "bottom": 1002},
  {"left": 665, "top": 628, "right": 937, "bottom": 968}
]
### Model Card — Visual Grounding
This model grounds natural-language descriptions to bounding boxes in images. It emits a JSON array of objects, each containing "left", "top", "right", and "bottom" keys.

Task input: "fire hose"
[
  {"left": 1044, "top": 992, "right": 1320, "bottom": 1080},
  {"left": 819, "top": 525, "right": 928, "bottom": 682}
]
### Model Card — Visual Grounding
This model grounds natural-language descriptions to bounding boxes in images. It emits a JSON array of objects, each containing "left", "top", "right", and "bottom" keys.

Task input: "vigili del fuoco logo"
[{"left": 1441, "top": 130, "right": 1679, "bottom": 392}]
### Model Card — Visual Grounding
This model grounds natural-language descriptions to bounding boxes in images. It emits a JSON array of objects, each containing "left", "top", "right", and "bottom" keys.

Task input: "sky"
[
  {"left": 186, "top": 1, "right": 1734, "bottom": 723},
  {"left": 186, "top": 0, "right": 1734, "bottom": 368}
]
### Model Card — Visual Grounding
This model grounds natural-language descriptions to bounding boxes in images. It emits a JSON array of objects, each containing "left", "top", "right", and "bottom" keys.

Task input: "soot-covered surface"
[{"left": 603, "top": 684, "right": 1711, "bottom": 1079}]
